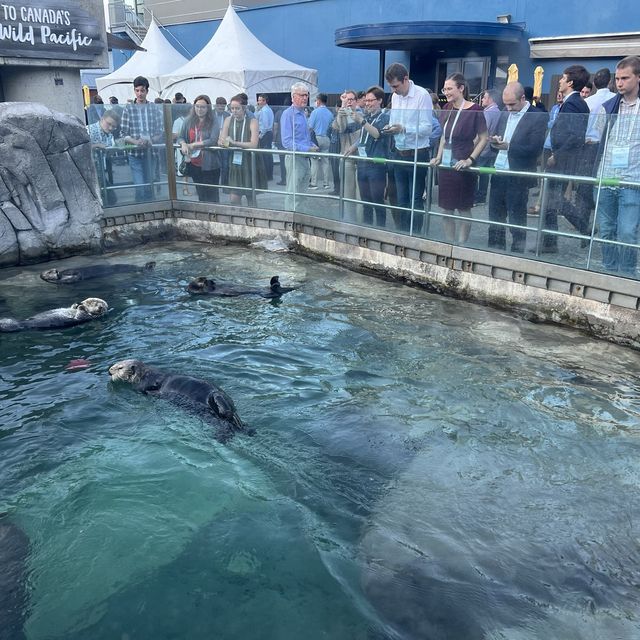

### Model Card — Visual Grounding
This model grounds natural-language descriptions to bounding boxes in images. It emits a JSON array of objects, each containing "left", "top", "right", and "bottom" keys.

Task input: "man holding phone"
[
  {"left": 487, "top": 82, "right": 547, "bottom": 253},
  {"left": 384, "top": 63, "right": 432, "bottom": 232}
]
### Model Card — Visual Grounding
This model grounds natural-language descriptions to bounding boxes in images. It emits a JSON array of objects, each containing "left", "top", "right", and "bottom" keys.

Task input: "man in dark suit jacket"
[
  {"left": 488, "top": 82, "right": 547, "bottom": 252},
  {"left": 542, "top": 65, "right": 591, "bottom": 251}
]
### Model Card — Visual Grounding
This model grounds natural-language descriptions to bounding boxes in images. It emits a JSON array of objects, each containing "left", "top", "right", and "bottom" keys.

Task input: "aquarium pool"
[{"left": 1, "top": 241, "right": 639, "bottom": 639}]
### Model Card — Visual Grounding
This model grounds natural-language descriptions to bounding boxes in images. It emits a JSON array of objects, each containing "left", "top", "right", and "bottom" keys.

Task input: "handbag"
[{"left": 178, "top": 156, "right": 191, "bottom": 177}]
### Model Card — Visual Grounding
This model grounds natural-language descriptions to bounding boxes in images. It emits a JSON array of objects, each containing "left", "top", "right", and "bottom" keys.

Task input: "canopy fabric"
[
  {"left": 96, "top": 21, "right": 188, "bottom": 103},
  {"left": 160, "top": 4, "right": 317, "bottom": 102}
]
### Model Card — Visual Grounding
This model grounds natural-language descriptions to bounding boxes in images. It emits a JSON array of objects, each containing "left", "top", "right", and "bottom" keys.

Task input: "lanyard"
[
  {"left": 232, "top": 117, "right": 247, "bottom": 143},
  {"left": 360, "top": 111, "right": 383, "bottom": 145},
  {"left": 444, "top": 104, "right": 464, "bottom": 145}
]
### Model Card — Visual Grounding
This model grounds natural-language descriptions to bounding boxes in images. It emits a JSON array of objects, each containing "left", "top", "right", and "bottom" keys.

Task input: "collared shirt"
[
  {"left": 599, "top": 97, "right": 640, "bottom": 182},
  {"left": 585, "top": 88, "right": 617, "bottom": 142},
  {"left": 543, "top": 103, "right": 561, "bottom": 150},
  {"left": 495, "top": 102, "right": 530, "bottom": 170},
  {"left": 388, "top": 80, "right": 433, "bottom": 150},
  {"left": 308, "top": 104, "right": 333, "bottom": 137},
  {"left": 480, "top": 103, "right": 501, "bottom": 157},
  {"left": 281, "top": 105, "right": 314, "bottom": 151},
  {"left": 119, "top": 101, "right": 164, "bottom": 158},
  {"left": 256, "top": 104, "right": 274, "bottom": 137},
  {"left": 86, "top": 121, "right": 115, "bottom": 147}
]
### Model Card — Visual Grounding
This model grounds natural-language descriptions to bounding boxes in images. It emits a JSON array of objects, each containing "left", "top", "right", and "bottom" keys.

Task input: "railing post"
[
  {"left": 250, "top": 149, "right": 257, "bottom": 207},
  {"left": 338, "top": 154, "right": 345, "bottom": 221},
  {"left": 424, "top": 164, "right": 434, "bottom": 237},
  {"left": 409, "top": 149, "right": 418, "bottom": 236},
  {"left": 532, "top": 175, "right": 550, "bottom": 256},
  {"left": 163, "top": 104, "right": 177, "bottom": 202}
]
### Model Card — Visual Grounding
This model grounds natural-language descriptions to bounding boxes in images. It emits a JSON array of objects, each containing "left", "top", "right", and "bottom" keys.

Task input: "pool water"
[{"left": 1, "top": 241, "right": 639, "bottom": 640}]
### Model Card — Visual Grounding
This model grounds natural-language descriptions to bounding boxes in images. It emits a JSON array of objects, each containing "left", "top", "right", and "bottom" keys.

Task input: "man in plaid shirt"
[{"left": 119, "top": 76, "right": 164, "bottom": 202}]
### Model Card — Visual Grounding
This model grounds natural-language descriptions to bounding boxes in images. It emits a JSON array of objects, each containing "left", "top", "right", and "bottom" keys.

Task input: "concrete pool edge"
[{"left": 100, "top": 200, "right": 640, "bottom": 349}]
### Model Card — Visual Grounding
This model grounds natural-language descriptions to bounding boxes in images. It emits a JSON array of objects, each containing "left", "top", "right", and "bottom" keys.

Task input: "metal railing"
[{"left": 88, "top": 105, "right": 640, "bottom": 281}]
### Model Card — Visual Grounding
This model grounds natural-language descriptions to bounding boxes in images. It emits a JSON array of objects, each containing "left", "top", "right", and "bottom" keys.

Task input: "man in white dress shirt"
[{"left": 384, "top": 63, "right": 432, "bottom": 232}]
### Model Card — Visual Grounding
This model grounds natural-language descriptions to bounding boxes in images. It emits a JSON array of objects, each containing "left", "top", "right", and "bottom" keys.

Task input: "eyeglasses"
[{"left": 364, "top": 98, "right": 378, "bottom": 103}]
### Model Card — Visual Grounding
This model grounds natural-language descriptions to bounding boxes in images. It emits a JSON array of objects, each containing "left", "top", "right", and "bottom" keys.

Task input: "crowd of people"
[{"left": 86, "top": 55, "right": 640, "bottom": 276}]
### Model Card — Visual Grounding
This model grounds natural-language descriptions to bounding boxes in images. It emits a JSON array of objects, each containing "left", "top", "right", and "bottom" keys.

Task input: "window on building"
[{"left": 437, "top": 57, "right": 490, "bottom": 98}]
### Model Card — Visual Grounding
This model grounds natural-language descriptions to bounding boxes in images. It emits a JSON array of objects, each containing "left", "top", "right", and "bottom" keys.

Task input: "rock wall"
[{"left": 0, "top": 103, "right": 102, "bottom": 266}]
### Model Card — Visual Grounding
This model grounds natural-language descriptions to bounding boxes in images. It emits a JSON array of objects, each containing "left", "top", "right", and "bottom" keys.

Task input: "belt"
[{"left": 396, "top": 148, "right": 428, "bottom": 157}]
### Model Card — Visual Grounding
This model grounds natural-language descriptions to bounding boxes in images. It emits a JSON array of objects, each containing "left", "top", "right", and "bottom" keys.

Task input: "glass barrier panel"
[
  {"left": 88, "top": 102, "right": 169, "bottom": 206},
  {"left": 94, "top": 100, "right": 640, "bottom": 281}
]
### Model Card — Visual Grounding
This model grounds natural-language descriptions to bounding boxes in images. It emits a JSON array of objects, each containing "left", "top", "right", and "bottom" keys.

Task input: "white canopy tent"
[
  {"left": 96, "top": 21, "right": 188, "bottom": 104},
  {"left": 160, "top": 4, "right": 318, "bottom": 103}
]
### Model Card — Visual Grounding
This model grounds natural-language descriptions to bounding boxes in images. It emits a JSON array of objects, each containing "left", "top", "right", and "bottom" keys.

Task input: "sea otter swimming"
[
  {"left": 187, "top": 275, "right": 297, "bottom": 298},
  {"left": 40, "top": 261, "right": 156, "bottom": 284},
  {"left": 108, "top": 359, "right": 247, "bottom": 442},
  {"left": 0, "top": 298, "right": 108, "bottom": 332}
]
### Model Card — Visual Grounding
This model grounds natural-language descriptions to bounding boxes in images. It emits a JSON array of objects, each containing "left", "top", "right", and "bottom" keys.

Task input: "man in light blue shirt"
[
  {"left": 281, "top": 82, "right": 319, "bottom": 210},
  {"left": 256, "top": 94, "right": 274, "bottom": 180},
  {"left": 308, "top": 93, "right": 334, "bottom": 189}
]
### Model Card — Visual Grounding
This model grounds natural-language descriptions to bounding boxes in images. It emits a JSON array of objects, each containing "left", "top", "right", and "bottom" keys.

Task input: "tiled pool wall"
[{"left": 100, "top": 200, "right": 640, "bottom": 349}]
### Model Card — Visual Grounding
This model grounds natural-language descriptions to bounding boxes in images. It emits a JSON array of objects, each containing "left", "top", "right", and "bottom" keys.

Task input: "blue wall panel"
[{"left": 109, "top": 0, "right": 634, "bottom": 98}]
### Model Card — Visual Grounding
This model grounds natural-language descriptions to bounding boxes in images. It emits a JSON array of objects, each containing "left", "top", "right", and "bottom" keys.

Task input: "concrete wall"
[{"left": 0, "top": 68, "right": 85, "bottom": 121}]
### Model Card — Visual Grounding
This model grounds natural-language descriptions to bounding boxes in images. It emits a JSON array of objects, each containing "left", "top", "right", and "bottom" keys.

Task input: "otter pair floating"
[
  {"left": 1, "top": 261, "right": 154, "bottom": 331},
  {"left": 187, "top": 275, "right": 296, "bottom": 298},
  {"left": 109, "top": 359, "right": 248, "bottom": 443}
]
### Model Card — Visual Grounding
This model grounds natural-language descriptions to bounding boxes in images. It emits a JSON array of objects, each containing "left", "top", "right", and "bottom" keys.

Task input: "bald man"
[{"left": 487, "top": 82, "right": 547, "bottom": 253}]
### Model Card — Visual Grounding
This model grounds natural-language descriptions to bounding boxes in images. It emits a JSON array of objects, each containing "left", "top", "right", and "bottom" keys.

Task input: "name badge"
[
  {"left": 232, "top": 151, "right": 243, "bottom": 166},
  {"left": 358, "top": 144, "right": 368, "bottom": 158},
  {"left": 494, "top": 150, "right": 509, "bottom": 170},
  {"left": 442, "top": 147, "right": 453, "bottom": 167},
  {"left": 611, "top": 146, "right": 630, "bottom": 169}
]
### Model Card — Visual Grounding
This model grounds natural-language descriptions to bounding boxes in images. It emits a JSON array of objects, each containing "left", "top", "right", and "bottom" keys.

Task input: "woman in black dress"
[{"left": 431, "top": 73, "right": 487, "bottom": 244}]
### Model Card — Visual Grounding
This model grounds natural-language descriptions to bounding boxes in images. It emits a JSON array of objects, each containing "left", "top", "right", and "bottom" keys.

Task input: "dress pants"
[{"left": 488, "top": 175, "right": 528, "bottom": 252}]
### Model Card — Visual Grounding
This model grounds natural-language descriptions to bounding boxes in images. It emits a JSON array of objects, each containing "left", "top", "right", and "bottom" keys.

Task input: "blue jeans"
[
  {"left": 128, "top": 152, "right": 154, "bottom": 202},
  {"left": 596, "top": 187, "right": 640, "bottom": 275}
]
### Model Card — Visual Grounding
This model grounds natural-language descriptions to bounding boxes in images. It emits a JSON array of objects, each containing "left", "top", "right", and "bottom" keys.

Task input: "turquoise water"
[{"left": 1, "top": 242, "right": 639, "bottom": 639}]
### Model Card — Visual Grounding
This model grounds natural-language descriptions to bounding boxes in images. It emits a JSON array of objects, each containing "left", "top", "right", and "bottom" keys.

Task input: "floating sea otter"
[
  {"left": 40, "top": 261, "right": 156, "bottom": 284},
  {"left": 187, "top": 275, "right": 297, "bottom": 298},
  {"left": 108, "top": 359, "right": 247, "bottom": 442},
  {"left": 0, "top": 298, "right": 108, "bottom": 332}
]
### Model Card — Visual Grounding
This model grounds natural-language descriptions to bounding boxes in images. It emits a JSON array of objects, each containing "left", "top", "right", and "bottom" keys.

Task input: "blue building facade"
[{"left": 112, "top": 0, "right": 640, "bottom": 101}]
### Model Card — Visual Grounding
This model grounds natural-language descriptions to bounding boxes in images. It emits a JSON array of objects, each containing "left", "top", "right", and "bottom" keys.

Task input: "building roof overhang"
[{"left": 336, "top": 21, "right": 525, "bottom": 51}]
